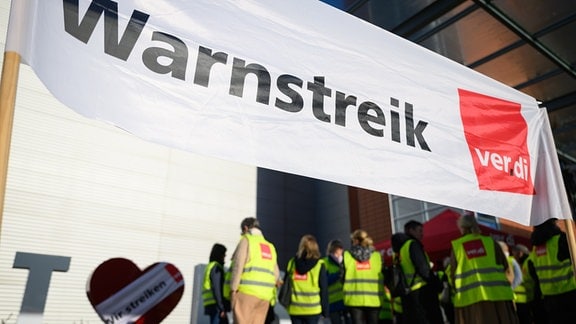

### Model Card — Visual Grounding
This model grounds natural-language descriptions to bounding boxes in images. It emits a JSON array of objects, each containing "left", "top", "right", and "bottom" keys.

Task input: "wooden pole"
[
  {"left": 0, "top": 51, "right": 21, "bottom": 238},
  {"left": 564, "top": 218, "right": 576, "bottom": 274}
]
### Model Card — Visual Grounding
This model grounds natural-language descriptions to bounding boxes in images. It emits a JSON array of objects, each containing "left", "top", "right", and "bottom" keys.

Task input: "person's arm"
[
  {"left": 510, "top": 258, "right": 523, "bottom": 289},
  {"left": 318, "top": 263, "right": 329, "bottom": 318},
  {"left": 210, "top": 265, "right": 226, "bottom": 314},
  {"left": 230, "top": 237, "right": 249, "bottom": 292},
  {"left": 449, "top": 249, "right": 457, "bottom": 288},
  {"left": 409, "top": 241, "right": 432, "bottom": 281}
]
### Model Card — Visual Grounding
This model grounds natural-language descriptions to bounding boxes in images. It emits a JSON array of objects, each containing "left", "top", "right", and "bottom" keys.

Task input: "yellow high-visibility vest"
[
  {"left": 238, "top": 234, "right": 278, "bottom": 301},
  {"left": 286, "top": 258, "right": 324, "bottom": 316},
  {"left": 531, "top": 234, "right": 576, "bottom": 296},
  {"left": 399, "top": 239, "right": 430, "bottom": 291},
  {"left": 202, "top": 261, "right": 222, "bottom": 307},
  {"left": 342, "top": 250, "right": 383, "bottom": 307},
  {"left": 323, "top": 256, "right": 344, "bottom": 307},
  {"left": 451, "top": 234, "right": 514, "bottom": 307}
]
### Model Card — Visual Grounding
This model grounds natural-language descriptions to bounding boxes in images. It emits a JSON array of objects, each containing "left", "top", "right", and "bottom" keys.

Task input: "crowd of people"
[{"left": 201, "top": 215, "right": 576, "bottom": 324}]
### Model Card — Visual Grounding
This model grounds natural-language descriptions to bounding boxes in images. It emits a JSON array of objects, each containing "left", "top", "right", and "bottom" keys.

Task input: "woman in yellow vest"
[
  {"left": 284, "top": 234, "right": 328, "bottom": 324},
  {"left": 342, "top": 229, "right": 383, "bottom": 324},
  {"left": 203, "top": 243, "right": 230, "bottom": 324},
  {"left": 449, "top": 214, "right": 518, "bottom": 324}
]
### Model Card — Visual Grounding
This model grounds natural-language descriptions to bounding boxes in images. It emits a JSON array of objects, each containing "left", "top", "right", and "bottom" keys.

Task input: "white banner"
[{"left": 5, "top": 0, "right": 571, "bottom": 225}]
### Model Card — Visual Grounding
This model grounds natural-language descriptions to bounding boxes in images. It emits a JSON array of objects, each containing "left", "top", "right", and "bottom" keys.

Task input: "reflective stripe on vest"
[
  {"left": 323, "top": 256, "right": 344, "bottom": 306},
  {"left": 238, "top": 234, "right": 278, "bottom": 300},
  {"left": 202, "top": 261, "right": 222, "bottom": 306},
  {"left": 399, "top": 239, "right": 429, "bottom": 291},
  {"left": 531, "top": 234, "right": 576, "bottom": 296},
  {"left": 451, "top": 234, "right": 514, "bottom": 307},
  {"left": 287, "top": 258, "right": 324, "bottom": 316},
  {"left": 343, "top": 250, "right": 382, "bottom": 307}
]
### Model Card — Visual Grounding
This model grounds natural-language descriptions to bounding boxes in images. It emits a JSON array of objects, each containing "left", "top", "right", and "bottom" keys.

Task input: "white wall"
[{"left": 0, "top": 1, "right": 258, "bottom": 322}]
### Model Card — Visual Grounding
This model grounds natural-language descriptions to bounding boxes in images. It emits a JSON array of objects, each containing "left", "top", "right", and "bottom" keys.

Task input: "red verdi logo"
[
  {"left": 260, "top": 243, "right": 272, "bottom": 260},
  {"left": 463, "top": 239, "right": 487, "bottom": 259},
  {"left": 356, "top": 261, "right": 371, "bottom": 270},
  {"left": 294, "top": 272, "right": 308, "bottom": 281},
  {"left": 459, "top": 89, "right": 535, "bottom": 195},
  {"left": 535, "top": 245, "right": 547, "bottom": 256}
]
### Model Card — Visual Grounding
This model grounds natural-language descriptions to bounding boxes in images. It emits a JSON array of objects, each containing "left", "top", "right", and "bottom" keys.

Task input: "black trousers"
[
  {"left": 401, "top": 285, "right": 444, "bottom": 324},
  {"left": 348, "top": 306, "right": 379, "bottom": 324}
]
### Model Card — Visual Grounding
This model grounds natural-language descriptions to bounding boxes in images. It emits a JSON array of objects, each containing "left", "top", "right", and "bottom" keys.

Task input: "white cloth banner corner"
[{"left": 4, "top": 0, "right": 572, "bottom": 226}]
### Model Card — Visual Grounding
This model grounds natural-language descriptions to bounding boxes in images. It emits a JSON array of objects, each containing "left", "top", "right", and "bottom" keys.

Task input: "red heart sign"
[{"left": 87, "top": 258, "right": 185, "bottom": 324}]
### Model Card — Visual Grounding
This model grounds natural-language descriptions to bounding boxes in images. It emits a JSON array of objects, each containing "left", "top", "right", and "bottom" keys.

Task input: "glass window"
[{"left": 391, "top": 195, "right": 467, "bottom": 233}]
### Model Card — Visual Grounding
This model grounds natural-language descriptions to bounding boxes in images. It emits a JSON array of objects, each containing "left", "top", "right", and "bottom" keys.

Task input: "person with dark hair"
[
  {"left": 342, "top": 229, "right": 383, "bottom": 324},
  {"left": 529, "top": 217, "right": 576, "bottom": 323},
  {"left": 230, "top": 217, "right": 280, "bottom": 324},
  {"left": 203, "top": 243, "right": 229, "bottom": 324},
  {"left": 449, "top": 214, "right": 518, "bottom": 324},
  {"left": 323, "top": 239, "right": 350, "bottom": 324},
  {"left": 391, "top": 220, "right": 443, "bottom": 324},
  {"left": 284, "top": 234, "right": 329, "bottom": 324}
]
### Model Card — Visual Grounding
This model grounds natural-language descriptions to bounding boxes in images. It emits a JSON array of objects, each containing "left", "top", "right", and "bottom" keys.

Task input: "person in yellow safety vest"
[
  {"left": 284, "top": 234, "right": 329, "bottom": 324},
  {"left": 230, "top": 217, "right": 280, "bottom": 324},
  {"left": 378, "top": 288, "right": 393, "bottom": 324},
  {"left": 511, "top": 244, "right": 535, "bottom": 324},
  {"left": 529, "top": 217, "right": 576, "bottom": 323},
  {"left": 203, "top": 243, "right": 230, "bottom": 324},
  {"left": 391, "top": 220, "right": 444, "bottom": 324},
  {"left": 323, "top": 239, "right": 350, "bottom": 324},
  {"left": 342, "top": 229, "right": 383, "bottom": 324},
  {"left": 449, "top": 214, "right": 518, "bottom": 324}
]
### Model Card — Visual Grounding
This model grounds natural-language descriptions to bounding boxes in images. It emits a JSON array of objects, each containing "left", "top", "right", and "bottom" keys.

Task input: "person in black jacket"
[
  {"left": 391, "top": 220, "right": 443, "bottom": 324},
  {"left": 203, "top": 243, "right": 230, "bottom": 324},
  {"left": 528, "top": 218, "right": 576, "bottom": 323}
]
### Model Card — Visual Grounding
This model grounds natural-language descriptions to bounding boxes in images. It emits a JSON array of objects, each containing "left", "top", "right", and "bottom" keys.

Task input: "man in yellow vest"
[
  {"left": 392, "top": 220, "right": 443, "bottom": 324},
  {"left": 529, "top": 218, "right": 576, "bottom": 323},
  {"left": 230, "top": 217, "right": 280, "bottom": 324}
]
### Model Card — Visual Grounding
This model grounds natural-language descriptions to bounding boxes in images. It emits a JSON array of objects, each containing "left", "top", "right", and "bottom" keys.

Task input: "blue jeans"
[{"left": 207, "top": 309, "right": 229, "bottom": 324}]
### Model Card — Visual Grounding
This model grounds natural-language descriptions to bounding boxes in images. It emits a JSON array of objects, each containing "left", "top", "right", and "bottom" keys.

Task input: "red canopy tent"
[{"left": 375, "top": 209, "right": 531, "bottom": 267}]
